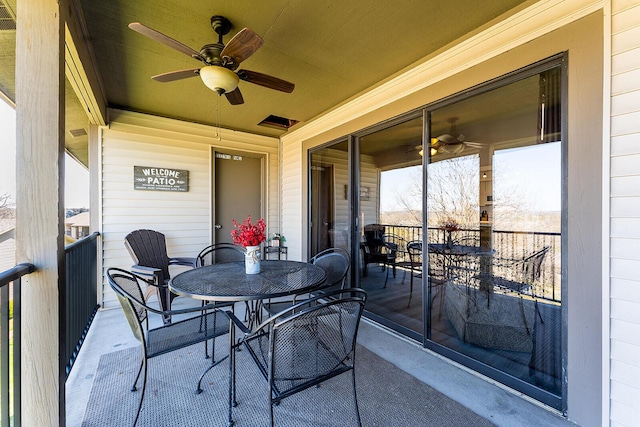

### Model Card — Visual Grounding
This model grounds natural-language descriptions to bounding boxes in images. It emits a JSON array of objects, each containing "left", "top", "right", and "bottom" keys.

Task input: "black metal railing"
[
  {"left": 65, "top": 232, "right": 100, "bottom": 377},
  {"left": 381, "top": 224, "right": 561, "bottom": 302},
  {"left": 1, "top": 262, "right": 36, "bottom": 427}
]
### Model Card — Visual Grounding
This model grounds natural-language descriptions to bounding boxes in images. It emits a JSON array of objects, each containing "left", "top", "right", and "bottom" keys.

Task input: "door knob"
[{"left": 215, "top": 224, "right": 222, "bottom": 229}]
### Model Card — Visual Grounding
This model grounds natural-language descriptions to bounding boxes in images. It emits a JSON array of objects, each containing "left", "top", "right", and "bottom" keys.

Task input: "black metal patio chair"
[
  {"left": 124, "top": 229, "right": 197, "bottom": 321},
  {"left": 106, "top": 268, "right": 229, "bottom": 426},
  {"left": 226, "top": 288, "right": 367, "bottom": 427},
  {"left": 361, "top": 224, "right": 397, "bottom": 287},
  {"left": 261, "top": 247, "right": 350, "bottom": 316},
  {"left": 195, "top": 242, "right": 245, "bottom": 358}
]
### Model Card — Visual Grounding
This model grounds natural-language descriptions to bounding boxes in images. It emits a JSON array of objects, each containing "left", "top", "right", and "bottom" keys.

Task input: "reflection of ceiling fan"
[
  {"left": 429, "top": 117, "right": 482, "bottom": 155},
  {"left": 129, "top": 15, "right": 294, "bottom": 105}
]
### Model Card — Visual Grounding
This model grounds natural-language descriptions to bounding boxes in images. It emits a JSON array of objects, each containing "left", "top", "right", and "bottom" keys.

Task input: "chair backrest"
[
  {"left": 269, "top": 289, "right": 367, "bottom": 389},
  {"left": 124, "top": 229, "right": 171, "bottom": 283},
  {"left": 383, "top": 233, "right": 406, "bottom": 261},
  {"left": 196, "top": 243, "right": 245, "bottom": 267},
  {"left": 407, "top": 240, "right": 422, "bottom": 267},
  {"left": 363, "top": 224, "right": 385, "bottom": 252},
  {"left": 310, "top": 247, "right": 350, "bottom": 291},
  {"left": 522, "top": 246, "right": 550, "bottom": 284},
  {"left": 106, "top": 268, "right": 149, "bottom": 343}
]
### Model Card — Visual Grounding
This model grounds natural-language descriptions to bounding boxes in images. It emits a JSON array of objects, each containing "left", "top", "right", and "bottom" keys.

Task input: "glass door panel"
[
  {"left": 310, "top": 140, "right": 350, "bottom": 259},
  {"left": 427, "top": 68, "right": 562, "bottom": 398},
  {"left": 357, "top": 116, "right": 424, "bottom": 336}
]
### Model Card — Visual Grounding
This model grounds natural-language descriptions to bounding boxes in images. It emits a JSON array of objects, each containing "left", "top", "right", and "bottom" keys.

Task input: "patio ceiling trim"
[
  {"left": 63, "top": 0, "right": 107, "bottom": 126},
  {"left": 280, "top": 0, "right": 604, "bottom": 146}
]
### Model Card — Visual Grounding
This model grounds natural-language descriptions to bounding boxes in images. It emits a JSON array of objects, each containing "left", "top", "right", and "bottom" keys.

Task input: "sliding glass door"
[
  {"left": 357, "top": 115, "right": 424, "bottom": 338},
  {"left": 308, "top": 57, "right": 564, "bottom": 409},
  {"left": 426, "top": 64, "right": 563, "bottom": 406}
]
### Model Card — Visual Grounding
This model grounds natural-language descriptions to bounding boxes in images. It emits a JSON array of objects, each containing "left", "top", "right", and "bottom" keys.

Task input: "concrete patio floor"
[{"left": 66, "top": 297, "right": 577, "bottom": 427}]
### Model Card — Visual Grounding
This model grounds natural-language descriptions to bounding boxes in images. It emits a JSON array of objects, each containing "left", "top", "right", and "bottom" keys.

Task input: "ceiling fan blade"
[
  {"left": 129, "top": 22, "right": 203, "bottom": 61},
  {"left": 152, "top": 68, "right": 201, "bottom": 82},
  {"left": 224, "top": 87, "right": 244, "bottom": 105},
  {"left": 220, "top": 28, "right": 264, "bottom": 67},
  {"left": 237, "top": 69, "right": 295, "bottom": 93}
]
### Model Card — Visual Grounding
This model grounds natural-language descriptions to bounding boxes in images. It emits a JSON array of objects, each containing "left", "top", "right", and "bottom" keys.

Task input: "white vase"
[{"left": 245, "top": 245, "right": 261, "bottom": 274}]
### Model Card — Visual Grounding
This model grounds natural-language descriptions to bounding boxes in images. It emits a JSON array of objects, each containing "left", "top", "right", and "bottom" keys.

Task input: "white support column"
[{"left": 15, "top": 0, "right": 66, "bottom": 425}]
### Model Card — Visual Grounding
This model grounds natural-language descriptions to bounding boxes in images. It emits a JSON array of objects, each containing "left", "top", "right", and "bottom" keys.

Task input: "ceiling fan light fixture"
[
  {"left": 438, "top": 142, "right": 465, "bottom": 155},
  {"left": 199, "top": 65, "right": 239, "bottom": 94}
]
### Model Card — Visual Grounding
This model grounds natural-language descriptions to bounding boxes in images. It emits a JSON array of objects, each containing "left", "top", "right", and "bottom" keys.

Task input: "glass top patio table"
[
  {"left": 428, "top": 243, "right": 495, "bottom": 256},
  {"left": 169, "top": 259, "right": 327, "bottom": 303}
]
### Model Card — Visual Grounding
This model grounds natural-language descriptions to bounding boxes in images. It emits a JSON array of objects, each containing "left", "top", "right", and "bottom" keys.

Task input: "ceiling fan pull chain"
[{"left": 215, "top": 95, "right": 222, "bottom": 141}]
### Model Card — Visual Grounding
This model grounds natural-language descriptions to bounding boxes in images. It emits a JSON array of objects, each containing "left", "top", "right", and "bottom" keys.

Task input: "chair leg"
[
  {"left": 227, "top": 320, "right": 237, "bottom": 427},
  {"left": 133, "top": 357, "right": 148, "bottom": 426},
  {"left": 408, "top": 271, "right": 414, "bottom": 307},
  {"left": 131, "top": 358, "right": 144, "bottom": 392},
  {"left": 269, "top": 392, "right": 275, "bottom": 427},
  {"left": 351, "top": 368, "right": 362, "bottom": 427},
  {"left": 383, "top": 263, "right": 390, "bottom": 288}
]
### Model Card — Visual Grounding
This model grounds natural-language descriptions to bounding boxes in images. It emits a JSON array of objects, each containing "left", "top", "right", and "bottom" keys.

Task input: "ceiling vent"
[
  {"left": 258, "top": 115, "right": 299, "bottom": 130},
  {"left": 0, "top": 0, "right": 16, "bottom": 31},
  {"left": 68, "top": 128, "right": 87, "bottom": 138}
]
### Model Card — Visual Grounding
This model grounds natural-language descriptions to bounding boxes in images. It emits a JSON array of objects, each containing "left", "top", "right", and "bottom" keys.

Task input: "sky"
[
  {"left": 0, "top": 100, "right": 90, "bottom": 208},
  {"left": 379, "top": 143, "right": 561, "bottom": 213}
]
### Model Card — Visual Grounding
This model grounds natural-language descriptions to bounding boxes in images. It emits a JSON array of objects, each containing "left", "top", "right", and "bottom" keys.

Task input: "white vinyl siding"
[
  {"left": 281, "top": 137, "right": 304, "bottom": 259},
  {"left": 610, "top": 1, "right": 640, "bottom": 425},
  {"left": 100, "top": 110, "right": 279, "bottom": 308}
]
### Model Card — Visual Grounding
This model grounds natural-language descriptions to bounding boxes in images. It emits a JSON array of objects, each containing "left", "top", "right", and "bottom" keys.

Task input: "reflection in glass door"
[
  {"left": 310, "top": 140, "right": 350, "bottom": 259},
  {"left": 357, "top": 116, "right": 424, "bottom": 338},
  {"left": 426, "top": 65, "right": 563, "bottom": 407},
  {"left": 308, "top": 59, "right": 564, "bottom": 409}
]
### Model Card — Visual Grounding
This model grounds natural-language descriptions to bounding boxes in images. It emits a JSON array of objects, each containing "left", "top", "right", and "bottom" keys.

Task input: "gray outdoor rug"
[{"left": 82, "top": 340, "right": 495, "bottom": 427}]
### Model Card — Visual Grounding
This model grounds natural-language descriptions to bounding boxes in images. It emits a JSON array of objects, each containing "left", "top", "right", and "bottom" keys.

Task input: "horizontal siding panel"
[
  {"left": 613, "top": 5, "right": 640, "bottom": 34},
  {"left": 611, "top": 236, "right": 640, "bottom": 260},
  {"left": 611, "top": 399, "right": 640, "bottom": 426},
  {"left": 611, "top": 176, "right": 640, "bottom": 197},
  {"left": 612, "top": 24, "right": 640, "bottom": 55},
  {"left": 611, "top": 339, "right": 640, "bottom": 367},
  {"left": 612, "top": 68, "right": 640, "bottom": 96},
  {"left": 611, "top": 381, "right": 640, "bottom": 412},
  {"left": 611, "top": 154, "right": 640, "bottom": 176},
  {"left": 611, "top": 111, "right": 640, "bottom": 136},
  {"left": 611, "top": 196, "right": 640, "bottom": 217},
  {"left": 611, "top": 299, "right": 640, "bottom": 324},
  {"left": 612, "top": 0, "right": 640, "bottom": 14},
  {"left": 611, "top": 318, "right": 640, "bottom": 345},
  {"left": 611, "top": 258, "right": 640, "bottom": 281},
  {"left": 611, "top": 277, "right": 640, "bottom": 303},
  {"left": 281, "top": 140, "right": 304, "bottom": 260},
  {"left": 612, "top": 48, "right": 640, "bottom": 75},
  {"left": 611, "top": 359, "right": 640, "bottom": 389},
  {"left": 611, "top": 133, "right": 640, "bottom": 157},
  {"left": 611, "top": 217, "right": 640, "bottom": 238},
  {"left": 612, "top": 90, "right": 640, "bottom": 115}
]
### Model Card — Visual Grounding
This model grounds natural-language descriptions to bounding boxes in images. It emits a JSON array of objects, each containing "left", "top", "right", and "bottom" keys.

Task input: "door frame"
[{"left": 211, "top": 147, "right": 267, "bottom": 246}]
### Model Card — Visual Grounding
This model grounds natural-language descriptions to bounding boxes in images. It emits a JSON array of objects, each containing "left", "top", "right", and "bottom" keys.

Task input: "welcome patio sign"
[{"left": 134, "top": 166, "right": 189, "bottom": 192}]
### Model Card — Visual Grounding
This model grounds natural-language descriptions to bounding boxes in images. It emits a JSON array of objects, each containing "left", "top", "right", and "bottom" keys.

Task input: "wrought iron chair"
[
  {"left": 124, "top": 229, "right": 197, "bottom": 321},
  {"left": 226, "top": 288, "right": 367, "bottom": 427},
  {"left": 195, "top": 243, "right": 245, "bottom": 358},
  {"left": 382, "top": 233, "right": 409, "bottom": 286},
  {"left": 361, "top": 224, "right": 397, "bottom": 286},
  {"left": 106, "top": 268, "right": 229, "bottom": 426},
  {"left": 262, "top": 247, "right": 350, "bottom": 315},
  {"left": 406, "top": 241, "right": 422, "bottom": 307}
]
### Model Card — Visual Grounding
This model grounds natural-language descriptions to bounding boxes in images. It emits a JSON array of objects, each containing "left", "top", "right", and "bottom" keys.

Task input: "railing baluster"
[
  {"left": 1, "top": 281, "right": 9, "bottom": 427},
  {"left": 0, "top": 263, "right": 36, "bottom": 427}
]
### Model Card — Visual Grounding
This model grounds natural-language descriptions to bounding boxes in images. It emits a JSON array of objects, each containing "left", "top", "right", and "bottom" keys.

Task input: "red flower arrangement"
[
  {"left": 230, "top": 215, "right": 266, "bottom": 247},
  {"left": 439, "top": 217, "right": 460, "bottom": 232}
]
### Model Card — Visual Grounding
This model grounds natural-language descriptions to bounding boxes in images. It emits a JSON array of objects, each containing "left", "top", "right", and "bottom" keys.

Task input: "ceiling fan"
[
  {"left": 420, "top": 117, "right": 482, "bottom": 156},
  {"left": 128, "top": 15, "right": 294, "bottom": 105}
]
